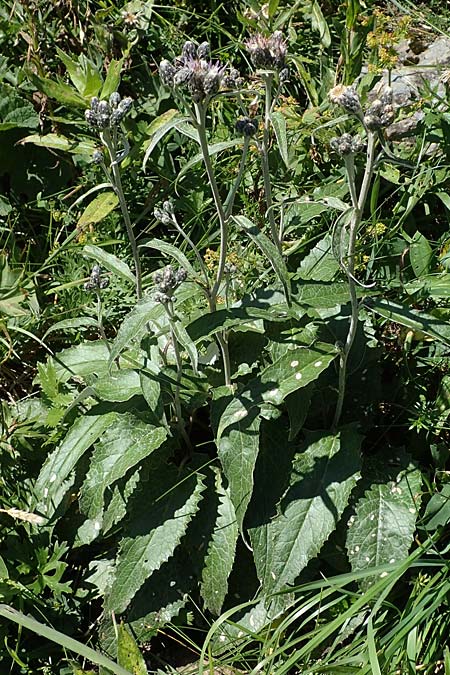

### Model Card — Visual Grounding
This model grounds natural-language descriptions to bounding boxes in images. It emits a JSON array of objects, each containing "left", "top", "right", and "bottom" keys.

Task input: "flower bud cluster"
[
  {"left": 159, "top": 41, "right": 228, "bottom": 103},
  {"left": 329, "top": 84, "right": 362, "bottom": 115},
  {"left": 330, "top": 133, "right": 365, "bottom": 156},
  {"left": 154, "top": 200, "right": 175, "bottom": 226},
  {"left": 84, "top": 264, "right": 109, "bottom": 292},
  {"left": 245, "top": 31, "right": 287, "bottom": 70},
  {"left": 363, "top": 86, "right": 395, "bottom": 130},
  {"left": 235, "top": 117, "right": 259, "bottom": 137},
  {"left": 84, "top": 93, "right": 133, "bottom": 131},
  {"left": 154, "top": 265, "right": 187, "bottom": 304}
]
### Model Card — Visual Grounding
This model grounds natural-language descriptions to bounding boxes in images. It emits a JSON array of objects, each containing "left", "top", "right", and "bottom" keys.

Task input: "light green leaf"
[
  {"left": 404, "top": 275, "right": 450, "bottom": 298},
  {"left": 100, "top": 59, "right": 124, "bottom": 99},
  {"left": 310, "top": 0, "right": 331, "bottom": 48},
  {"left": 83, "top": 243, "right": 135, "bottom": 284},
  {"left": 270, "top": 111, "right": 289, "bottom": 168},
  {"left": 346, "top": 452, "right": 421, "bottom": 589},
  {"left": 212, "top": 388, "right": 261, "bottom": 529},
  {"left": 410, "top": 231, "right": 432, "bottom": 278},
  {"left": 54, "top": 341, "right": 114, "bottom": 383},
  {"left": 102, "top": 469, "right": 141, "bottom": 535},
  {"left": 117, "top": 624, "right": 148, "bottom": 675},
  {"left": 78, "top": 413, "right": 167, "bottom": 542},
  {"left": 298, "top": 234, "right": 340, "bottom": 281},
  {"left": 234, "top": 215, "right": 291, "bottom": 304},
  {"left": 142, "top": 110, "right": 190, "bottom": 171},
  {"left": 78, "top": 193, "right": 119, "bottom": 228},
  {"left": 19, "top": 133, "right": 96, "bottom": 155},
  {"left": 27, "top": 70, "right": 88, "bottom": 107},
  {"left": 43, "top": 317, "right": 98, "bottom": 339},
  {"left": 200, "top": 468, "right": 239, "bottom": 615},
  {"left": 109, "top": 298, "right": 165, "bottom": 364},
  {"left": 179, "top": 139, "right": 243, "bottom": 178},
  {"left": 140, "top": 239, "right": 196, "bottom": 277},
  {"left": 92, "top": 370, "right": 142, "bottom": 402},
  {"left": 424, "top": 484, "right": 450, "bottom": 531},
  {"left": 105, "top": 470, "right": 205, "bottom": 614},
  {"left": 170, "top": 318, "right": 198, "bottom": 374},
  {"left": 34, "top": 411, "right": 118, "bottom": 518},
  {"left": 365, "top": 299, "right": 450, "bottom": 346},
  {"left": 56, "top": 48, "right": 103, "bottom": 98},
  {"left": 261, "top": 428, "right": 362, "bottom": 594}
]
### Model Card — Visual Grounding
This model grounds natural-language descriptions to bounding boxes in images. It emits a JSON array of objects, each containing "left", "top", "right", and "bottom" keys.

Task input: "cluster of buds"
[
  {"left": 329, "top": 84, "right": 362, "bottom": 115},
  {"left": 84, "top": 265, "right": 109, "bottom": 292},
  {"left": 154, "top": 200, "right": 175, "bottom": 226},
  {"left": 330, "top": 133, "right": 365, "bottom": 157},
  {"left": 84, "top": 93, "right": 133, "bottom": 131},
  {"left": 235, "top": 116, "right": 259, "bottom": 137},
  {"left": 153, "top": 265, "right": 187, "bottom": 304},
  {"left": 245, "top": 31, "right": 287, "bottom": 71},
  {"left": 363, "top": 86, "right": 395, "bottom": 130},
  {"left": 159, "top": 41, "right": 228, "bottom": 103}
]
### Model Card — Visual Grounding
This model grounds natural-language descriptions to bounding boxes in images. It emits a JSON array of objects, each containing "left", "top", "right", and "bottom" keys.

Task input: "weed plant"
[{"left": 2, "top": 1, "right": 450, "bottom": 674}]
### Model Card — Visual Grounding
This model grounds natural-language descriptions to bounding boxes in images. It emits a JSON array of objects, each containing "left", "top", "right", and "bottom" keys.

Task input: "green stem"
[
  {"left": 333, "top": 133, "right": 377, "bottom": 429},
  {"left": 261, "top": 73, "right": 281, "bottom": 252},
  {"left": 224, "top": 135, "right": 250, "bottom": 220},
  {"left": 101, "top": 129, "right": 142, "bottom": 300},
  {"left": 166, "top": 302, "right": 193, "bottom": 452}
]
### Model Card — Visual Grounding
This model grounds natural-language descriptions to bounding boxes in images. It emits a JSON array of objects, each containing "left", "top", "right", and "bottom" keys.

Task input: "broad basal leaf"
[
  {"left": 92, "top": 370, "right": 142, "bottom": 403},
  {"left": 200, "top": 468, "right": 239, "bottom": 615},
  {"left": 34, "top": 411, "right": 118, "bottom": 518},
  {"left": 104, "top": 468, "right": 205, "bottom": 614},
  {"left": 346, "top": 452, "right": 422, "bottom": 589},
  {"left": 260, "top": 427, "right": 362, "bottom": 594},
  {"left": 78, "top": 412, "right": 167, "bottom": 543},
  {"left": 54, "top": 341, "right": 114, "bottom": 383}
]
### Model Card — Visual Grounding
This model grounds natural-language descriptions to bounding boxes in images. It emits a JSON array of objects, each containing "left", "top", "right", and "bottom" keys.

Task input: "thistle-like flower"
[
  {"left": 84, "top": 264, "right": 109, "bottom": 291},
  {"left": 363, "top": 86, "right": 395, "bottom": 130},
  {"left": 235, "top": 117, "right": 259, "bottom": 137},
  {"left": 329, "top": 84, "right": 362, "bottom": 115},
  {"left": 85, "top": 92, "right": 133, "bottom": 131},
  {"left": 154, "top": 265, "right": 187, "bottom": 304},
  {"left": 245, "top": 31, "right": 287, "bottom": 70},
  {"left": 330, "top": 133, "right": 365, "bottom": 157},
  {"left": 158, "top": 41, "right": 226, "bottom": 103},
  {"left": 154, "top": 200, "right": 175, "bottom": 226}
]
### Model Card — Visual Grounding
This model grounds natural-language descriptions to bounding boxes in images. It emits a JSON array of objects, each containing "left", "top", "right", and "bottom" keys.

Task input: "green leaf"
[
  {"left": 56, "top": 48, "right": 103, "bottom": 98},
  {"left": 216, "top": 342, "right": 337, "bottom": 439},
  {"left": 234, "top": 215, "right": 291, "bottom": 304},
  {"left": 34, "top": 411, "right": 118, "bottom": 518},
  {"left": 54, "top": 341, "right": 114, "bottom": 383},
  {"left": 43, "top": 317, "right": 98, "bottom": 339},
  {"left": 78, "top": 193, "right": 120, "bottom": 228},
  {"left": 102, "top": 469, "right": 141, "bottom": 535},
  {"left": 200, "top": 468, "right": 239, "bottom": 615},
  {"left": 261, "top": 428, "right": 362, "bottom": 594},
  {"left": 83, "top": 243, "right": 135, "bottom": 284},
  {"left": 410, "top": 232, "right": 433, "bottom": 278},
  {"left": 27, "top": 70, "right": 88, "bottom": 107},
  {"left": 270, "top": 111, "right": 289, "bottom": 168},
  {"left": 140, "top": 239, "right": 196, "bottom": 277},
  {"left": 142, "top": 110, "right": 190, "bottom": 171},
  {"left": 19, "top": 133, "right": 96, "bottom": 155},
  {"left": 212, "top": 389, "right": 261, "bottom": 530},
  {"left": 92, "top": 370, "right": 142, "bottom": 402},
  {"left": 170, "top": 318, "right": 198, "bottom": 375},
  {"left": 424, "top": 484, "right": 450, "bottom": 531},
  {"left": 78, "top": 413, "right": 167, "bottom": 543},
  {"left": 365, "top": 299, "right": 450, "bottom": 346},
  {"left": 404, "top": 275, "right": 450, "bottom": 298},
  {"left": 117, "top": 624, "right": 148, "bottom": 675},
  {"left": 0, "top": 84, "right": 39, "bottom": 131},
  {"left": 101, "top": 59, "right": 124, "bottom": 99},
  {"left": 109, "top": 298, "right": 165, "bottom": 364},
  {"left": 179, "top": 139, "right": 243, "bottom": 178},
  {"left": 105, "top": 469, "right": 205, "bottom": 614},
  {"left": 346, "top": 452, "right": 421, "bottom": 590},
  {"left": 298, "top": 234, "right": 340, "bottom": 281},
  {"left": 310, "top": 0, "right": 331, "bottom": 48}
]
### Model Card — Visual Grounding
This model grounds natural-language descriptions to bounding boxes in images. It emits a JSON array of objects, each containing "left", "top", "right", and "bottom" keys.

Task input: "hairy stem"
[
  {"left": 101, "top": 129, "right": 143, "bottom": 300},
  {"left": 261, "top": 73, "right": 281, "bottom": 252},
  {"left": 166, "top": 302, "right": 193, "bottom": 451},
  {"left": 333, "top": 132, "right": 377, "bottom": 429}
]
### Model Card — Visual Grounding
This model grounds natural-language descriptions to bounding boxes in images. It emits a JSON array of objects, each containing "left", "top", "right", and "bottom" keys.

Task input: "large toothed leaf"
[
  {"left": 261, "top": 428, "right": 362, "bottom": 594},
  {"left": 34, "top": 410, "right": 118, "bottom": 518},
  {"left": 212, "top": 388, "right": 261, "bottom": 529},
  {"left": 105, "top": 468, "right": 205, "bottom": 614},
  {"left": 77, "top": 413, "right": 167, "bottom": 544},
  {"left": 346, "top": 451, "right": 422, "bottom": 590},
  {"left": 200, "top": 468, "right": 239, "bottom": 615},
  {"left": 217, "top": 342, "right": 337, "bottom": 439},
  {"left": 247, "top": 419, "right": 297, "bottom": 585}
]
